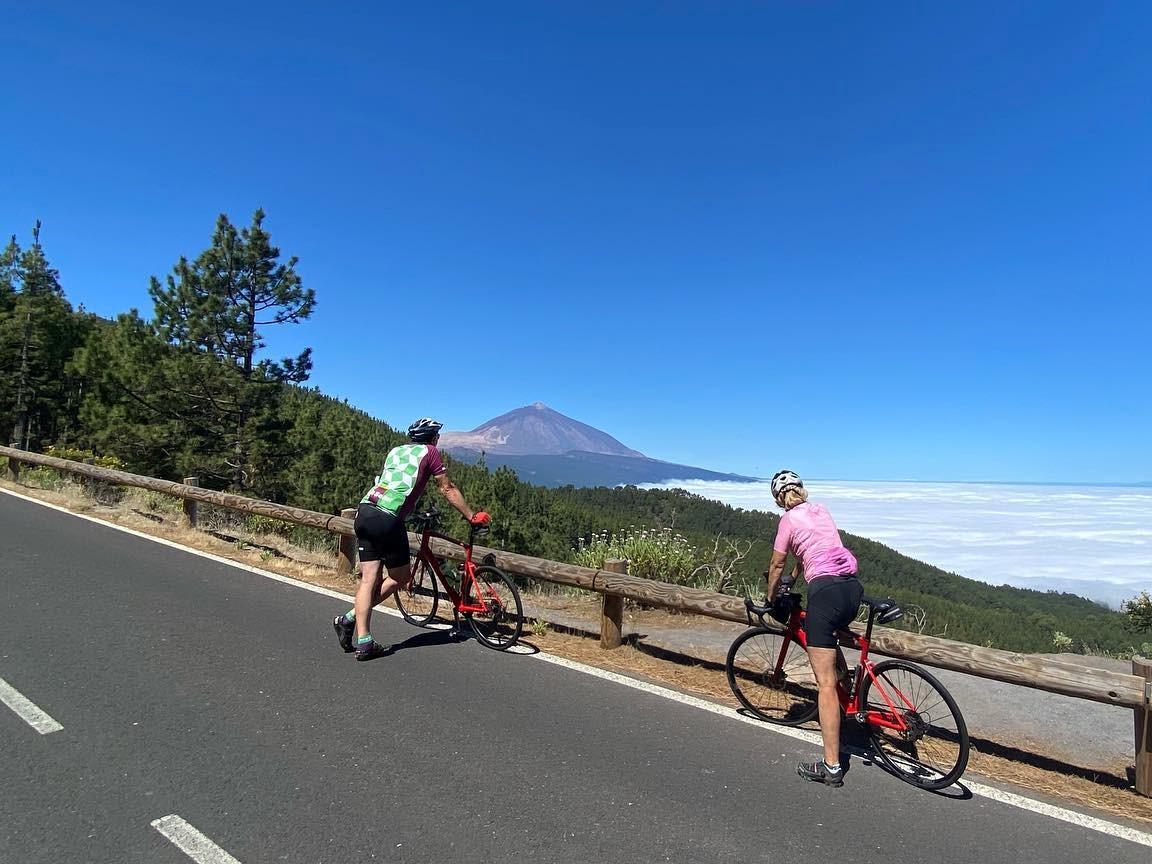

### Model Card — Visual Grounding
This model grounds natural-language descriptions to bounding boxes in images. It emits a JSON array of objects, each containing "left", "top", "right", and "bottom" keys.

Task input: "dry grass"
[{"left": 4, "top": 473, "right": 1151, "bottom": 826}]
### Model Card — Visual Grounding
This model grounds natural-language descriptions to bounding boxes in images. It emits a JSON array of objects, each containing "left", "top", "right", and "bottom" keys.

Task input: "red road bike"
[
  {"left": 395, "top": 507, "right": 524, "bottom": 650},
  {"left": 726, "top": 591, "right": 970, "bottom": 790}
]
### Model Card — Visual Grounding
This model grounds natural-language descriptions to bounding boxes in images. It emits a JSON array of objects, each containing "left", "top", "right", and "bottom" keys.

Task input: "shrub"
[
  {"left": 1121, "top": 590, "right": 1152, "bottom": 634},
  {"left": 35, "top": 446, "right": 126, "bottom": 504},
  {"left": 22, "top": 466, "right": 71, "bottom": 492},
  {"left": 43, "top": 445, "right": 124, "bottom": 471},
  {"left": 573, "top": 526, "right": 708, "bottom": 588}
]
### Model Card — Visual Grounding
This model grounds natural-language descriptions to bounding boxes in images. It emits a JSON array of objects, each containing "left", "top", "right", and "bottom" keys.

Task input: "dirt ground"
[{"left": 3, "top": 476, "right": 1150, "bottom": 826}]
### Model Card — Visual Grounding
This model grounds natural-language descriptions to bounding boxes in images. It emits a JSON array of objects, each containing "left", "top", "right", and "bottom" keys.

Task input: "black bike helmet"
[{"left": 407, "top": 417, "right": 444, "bottom": 443}]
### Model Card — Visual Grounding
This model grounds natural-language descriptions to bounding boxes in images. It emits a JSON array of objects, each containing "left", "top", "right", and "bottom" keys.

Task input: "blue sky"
[{"left": 3, "top": 2, "right": 1150, "bottom": 482}]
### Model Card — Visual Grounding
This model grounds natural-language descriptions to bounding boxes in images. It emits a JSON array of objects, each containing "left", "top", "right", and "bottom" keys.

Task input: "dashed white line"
[
  {"left": 4, "top": 485, "right": 1152, "bottom": 848},
  {"left": 151, "top": 815, "right": 243, "bottom": 864},
  {"left": 0, "top": 675, "right": 63, "bottom": 734}
]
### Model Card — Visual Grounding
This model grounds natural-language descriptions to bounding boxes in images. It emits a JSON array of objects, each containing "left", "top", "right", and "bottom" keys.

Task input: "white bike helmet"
[{"left": 770, "top": 470, "right": 803, "bottom": 503}]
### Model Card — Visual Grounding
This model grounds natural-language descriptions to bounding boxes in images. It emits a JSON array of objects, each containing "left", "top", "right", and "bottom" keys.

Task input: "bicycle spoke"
[
  {"left": 467, "top": 565, "right": 523, "bottom": 650},
  {"left": 725, "top": 628, "right": 819, "bottom": 726},
  {"left": 864, "top": 661, "right": 969, "bottom": 790},
  {"left": 394, "top": 558, "right": 442, "bottom": 627}
]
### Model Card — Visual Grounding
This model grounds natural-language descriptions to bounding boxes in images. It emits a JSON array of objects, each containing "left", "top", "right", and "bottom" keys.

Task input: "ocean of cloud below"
[{"left": 641, "top": 479, "right": 1152, "bottom": 609}]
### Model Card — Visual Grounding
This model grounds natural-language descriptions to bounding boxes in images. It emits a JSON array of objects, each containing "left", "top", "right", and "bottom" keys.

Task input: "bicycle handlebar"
[
  {"left": 745, "top": 594, "right": 799, "bottom": 626},
  {"left": 744, "top": 596, "right": 772, "bottom": 622},
  {"left": 405, "top": 508, "right": 443, "bottom": 531},
  {"left": 405, "top": 505, "right": 492, "bottom": 543}
]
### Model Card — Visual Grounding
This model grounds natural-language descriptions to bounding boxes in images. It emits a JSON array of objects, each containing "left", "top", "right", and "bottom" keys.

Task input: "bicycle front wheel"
[
  {"left": 861, "top": 660, "right": 970, "bottom": 791},
  {"left": 395, "top": 557, "right": 441, "bottom": 627},
  {"left": 725, "top": 627, "right": 819, "bottom": 726},
  {"left": 466, "top": 565, "right": 523, "bottom": 650}
]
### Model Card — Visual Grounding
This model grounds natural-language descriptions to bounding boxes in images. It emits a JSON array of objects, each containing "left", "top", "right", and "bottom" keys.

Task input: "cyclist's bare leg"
[
  {"left": 807, "top": 646, "right": 843, "bottom": 766},
  {"left": 354, "top": 560, "right": 384, "bottom": 641},
  {"left": 377, "top": 562, "right": 412, "bottom": 604},
  {"left": 353, "top": 561, "right": 412, "bottom": 640}
]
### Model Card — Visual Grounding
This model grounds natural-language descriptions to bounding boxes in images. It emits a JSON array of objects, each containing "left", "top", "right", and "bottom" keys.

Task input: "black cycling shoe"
[
  {"left": 797, "top": 759, "right": 844, "bottom": 787},
  {"left": 333, "top": 616, "right": 354, "bottom": 653},
  {"left": 354, "top": 640, "right": 392, "bottom": 662}
]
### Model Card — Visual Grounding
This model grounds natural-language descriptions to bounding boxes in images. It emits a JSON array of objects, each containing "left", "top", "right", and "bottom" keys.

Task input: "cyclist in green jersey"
[{"left": 333, "top": 418, "right": 489, "bottom": 660}]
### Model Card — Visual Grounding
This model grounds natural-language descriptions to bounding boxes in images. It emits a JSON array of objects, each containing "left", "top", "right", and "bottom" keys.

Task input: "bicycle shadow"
[
  {"left": 733, "top": 710, "right": 973, "bottom": 799},
  {"left": 387, "top": 628, "right": 467, "bottom": 654},
  {"left": 386, "top": 628, "right": 540, "bottom": 657},
  {"left": 840, "top": 723, "right": 974, "bottom": 800},
  {"left": 505, "top": 639, "right": 541, "bottom": 656}
]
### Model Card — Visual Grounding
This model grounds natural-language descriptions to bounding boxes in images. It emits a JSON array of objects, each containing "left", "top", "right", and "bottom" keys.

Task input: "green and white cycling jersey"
[{"left": 360, "top": 443, "right": 446, "bottom": 517}]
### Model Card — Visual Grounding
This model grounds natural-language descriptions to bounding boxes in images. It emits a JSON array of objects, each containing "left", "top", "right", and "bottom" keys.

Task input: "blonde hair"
[{"left": 777, "top": 486, "right": 809, "bottom": 510}]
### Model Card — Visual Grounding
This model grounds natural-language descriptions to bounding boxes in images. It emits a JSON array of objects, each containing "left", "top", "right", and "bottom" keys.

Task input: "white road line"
[
  {"left": 529, "top": 653, "right": 1152, "bottom": 848},
  {"left": 963, "top": 781, "right": 1152, "bottom": 848},
  {"left": 4, "top": 485, "right": 1151, "bottom": 848},
  {"left": 0, "top": 676, "right": 63, "bottom": 734},
  {"left": 151, "top": 815, "right": 243, "bottom": 864}
]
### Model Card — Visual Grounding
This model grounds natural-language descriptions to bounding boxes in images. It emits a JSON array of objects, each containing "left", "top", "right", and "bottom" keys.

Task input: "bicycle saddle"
[{"left": 861, "top": 595, "right": 903, "bottom": 624}]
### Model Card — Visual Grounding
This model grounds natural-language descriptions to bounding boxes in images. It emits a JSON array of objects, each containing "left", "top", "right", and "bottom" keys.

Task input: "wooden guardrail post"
[
  {"left": 601, "top": 558, "right": 627, "bottom": 649},
  {"left": 1135, "top": 656, "right": 1152, "bottom": 797},
  {"left": 182, "top": 477, "right": 200, "bottom": 527},
  {"left": 4, "top": 446, "right": 19, "bottom": 482},
  {"left": 337, "top": 507, "right": 358, "bottom": 575}
]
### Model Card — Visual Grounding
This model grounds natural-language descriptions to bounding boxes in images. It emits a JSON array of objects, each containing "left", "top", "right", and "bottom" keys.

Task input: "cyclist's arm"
[
  {"left": 434, "top": 473, "right": 473, "bottom": 522},
  {"left": 765, "top": 549, "right": 788, "bottom": 598}
]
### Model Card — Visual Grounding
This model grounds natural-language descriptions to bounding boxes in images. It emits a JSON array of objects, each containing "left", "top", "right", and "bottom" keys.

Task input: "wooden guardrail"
[{"left": 3, "top": 444, "right": 1149, "bottom": 794}]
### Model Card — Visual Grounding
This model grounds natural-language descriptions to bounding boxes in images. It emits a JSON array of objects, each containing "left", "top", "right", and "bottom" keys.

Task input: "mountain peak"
[{"left": 439, "top": 404, "right": 644, "bottom": 458}]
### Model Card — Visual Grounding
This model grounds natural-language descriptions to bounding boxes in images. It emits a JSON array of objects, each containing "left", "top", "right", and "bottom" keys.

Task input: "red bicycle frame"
[
  {"left": 411, "top": 520, "right": 495, "bottom": 616},
  {"left": 777, "top": 600, "right": 918, "bottom": 733}
]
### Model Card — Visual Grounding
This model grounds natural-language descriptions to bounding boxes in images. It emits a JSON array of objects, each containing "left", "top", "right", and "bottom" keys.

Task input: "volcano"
[{"left": 438, "top": 403, "right": 756, "bottom": 488}]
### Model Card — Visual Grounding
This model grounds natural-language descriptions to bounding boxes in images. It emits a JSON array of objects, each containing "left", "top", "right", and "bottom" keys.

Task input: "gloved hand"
[
  {"left": 470, "top": 511, "right": 491, "bottom": 526},
  {"left": 769, "top": 592, "right": 796, "bottom": 624}
]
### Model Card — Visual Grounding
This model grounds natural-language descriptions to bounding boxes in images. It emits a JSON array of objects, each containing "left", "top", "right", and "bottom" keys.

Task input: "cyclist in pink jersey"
[
  {"left": 764, "top": 470, "right": 861, "bottom": 787},
  {"left": 332, "top": 418, "right": 489, "bottom": 660}
]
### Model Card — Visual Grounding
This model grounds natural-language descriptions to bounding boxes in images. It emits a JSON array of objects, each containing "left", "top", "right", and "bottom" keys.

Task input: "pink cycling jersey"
[{"left": 773, "top": 501, "right": 858, "bottom": 581}]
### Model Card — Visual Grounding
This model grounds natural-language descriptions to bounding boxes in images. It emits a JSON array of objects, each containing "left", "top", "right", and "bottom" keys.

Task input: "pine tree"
[
  {"left": 72, "top": 311, "right": 233, "bottom": 478},
  {"left": 0, "top": 223, "right": 80, "bottom": 449},
  {"left": 0, "top": 235, "right": 19, "bottom": 312},
  {"left": 150, "top": 209, "right": 314, "bottom": 380},
  {"left": 137, "top": 210, "right": 316, "bottom": 491}
]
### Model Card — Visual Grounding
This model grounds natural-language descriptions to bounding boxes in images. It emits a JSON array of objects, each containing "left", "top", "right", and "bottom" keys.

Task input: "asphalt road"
[{"left": 1, "top": 490, "right": 1148, "bottom": 863}]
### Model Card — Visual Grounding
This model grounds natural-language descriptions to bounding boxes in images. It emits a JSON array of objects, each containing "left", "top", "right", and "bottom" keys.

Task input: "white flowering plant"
[{"left": 572, "top": 525, "right": 710, "bottom": 588}]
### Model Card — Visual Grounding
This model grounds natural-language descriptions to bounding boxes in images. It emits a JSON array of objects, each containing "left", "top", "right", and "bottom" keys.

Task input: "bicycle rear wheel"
[
  {"left": 861, "top": 660, "right": 969, "bottom": 791},
  {"left": 466, "top": 565, "right": 523, "bottom": 650},
  {"left": 395, "top": 557, "right": 441, "bottom": 627},
  {"left": 725, "top": 627, "right": 819, "bottom": 726}
]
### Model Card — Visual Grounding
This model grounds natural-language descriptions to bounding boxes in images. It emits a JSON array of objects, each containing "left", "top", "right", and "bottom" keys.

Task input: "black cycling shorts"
[
  {"left": 354, "top": 503, "right": 410, "bottom": 569},
  {"left": 804, "top": 575, "right": 864, "bottom": 649}
]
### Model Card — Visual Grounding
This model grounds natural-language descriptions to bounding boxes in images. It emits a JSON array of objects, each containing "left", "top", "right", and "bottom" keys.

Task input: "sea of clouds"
[{"left": 641, "top": 479, "right": 1152, "bottom": 609}]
